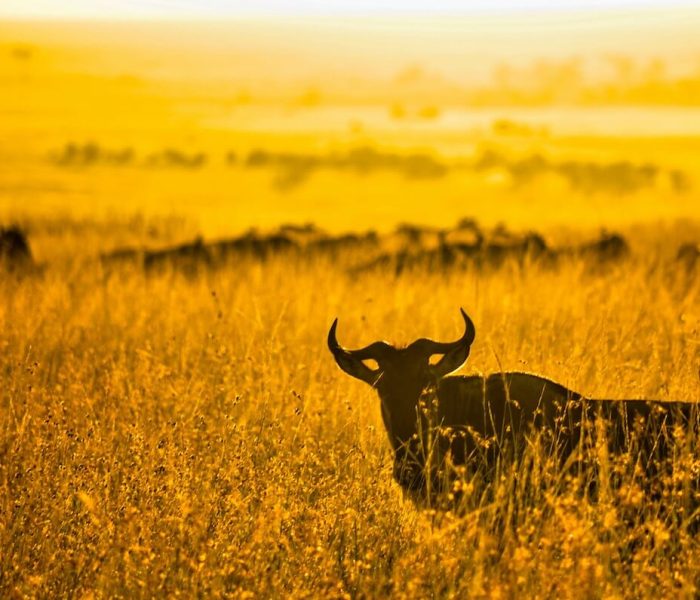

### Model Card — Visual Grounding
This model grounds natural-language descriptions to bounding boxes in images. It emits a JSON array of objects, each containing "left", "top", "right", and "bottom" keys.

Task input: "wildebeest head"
[{"left": 328, "top": 309, "right": 475, "bottom": 448}]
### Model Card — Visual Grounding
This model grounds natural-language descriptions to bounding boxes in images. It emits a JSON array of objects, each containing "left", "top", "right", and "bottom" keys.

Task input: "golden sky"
[{"left": 2, "top": 0, "right": 699, "bottom": 18}]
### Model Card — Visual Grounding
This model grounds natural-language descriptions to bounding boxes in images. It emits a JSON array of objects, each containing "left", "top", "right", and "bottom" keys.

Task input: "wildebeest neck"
[{"left": 377, "top": 375, "right": 438, "bottom": 451}]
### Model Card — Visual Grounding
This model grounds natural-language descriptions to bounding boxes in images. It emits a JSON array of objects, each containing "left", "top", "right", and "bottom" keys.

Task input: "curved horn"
[
  {"left": 417, "top": 308, "right": 475, "bottom": 354},
  {"left": 327, "top": 318, "right": 392, "bottom": 385},
  {"left": 328, "top": 319, "right": 392, "bottom": 360},
  {"left": 425, "top": 308, "right": 476, "bottom": 378}
]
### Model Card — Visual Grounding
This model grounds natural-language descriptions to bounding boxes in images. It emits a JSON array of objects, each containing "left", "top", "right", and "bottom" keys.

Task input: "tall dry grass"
[{"left": 1, "top": 236, "right": 699, "bottom": 597}]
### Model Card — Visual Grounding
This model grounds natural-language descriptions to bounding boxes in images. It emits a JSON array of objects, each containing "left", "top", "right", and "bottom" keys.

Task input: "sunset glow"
[{"left": 1, "top": 0, "right": 699, "bottom": 18}]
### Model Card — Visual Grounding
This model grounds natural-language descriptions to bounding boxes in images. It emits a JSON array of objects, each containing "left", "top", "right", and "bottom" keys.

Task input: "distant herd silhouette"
[{"left": 2, "top": 221, "right": 699, "bottom": 277}]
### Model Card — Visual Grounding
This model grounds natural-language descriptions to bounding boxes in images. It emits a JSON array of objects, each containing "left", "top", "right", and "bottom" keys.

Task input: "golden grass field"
[{"left": 2, "top": 13, "right": 700, "bottom": 598}]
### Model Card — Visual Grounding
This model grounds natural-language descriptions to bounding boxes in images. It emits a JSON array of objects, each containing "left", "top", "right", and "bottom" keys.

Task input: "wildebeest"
[
  {"left": 478, "top": 231, "right": 548, "bottom": 268},
  {"left": 328, "top": 309, "right": 697, "bottom": 497},
  {"left": 307, "top": 232, "right": 379, "bottom": 259},
  {"left": 97, "top": 230, "right": 301, "bottom": 276},
  {"left": 571, "top": 232, "right": 629, "bottom": 263},
  {"left": 144, "top": 237, "right": 212, "bottom": 274},
  {"left": 352, "top": 231, "right": 549, "bottom": 275},
  {"left": 208, "top": 232, "right": 297, "bottom": 262},
  {"left": 0, "top": 226, "right": 33, "bottom": 270}
]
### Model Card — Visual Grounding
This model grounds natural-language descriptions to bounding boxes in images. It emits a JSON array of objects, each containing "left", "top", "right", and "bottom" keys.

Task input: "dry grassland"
[
  {"left": 1, "top": 18, "right": 700, "bottom": 598},
  {"left": 2, "top": 244, "right": 699, "bottom": 597}
]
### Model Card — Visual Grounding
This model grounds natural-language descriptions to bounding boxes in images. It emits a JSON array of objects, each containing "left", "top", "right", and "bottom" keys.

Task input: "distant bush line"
[{"left": 49, "top": 143, "right": 690, "bottom": 194}]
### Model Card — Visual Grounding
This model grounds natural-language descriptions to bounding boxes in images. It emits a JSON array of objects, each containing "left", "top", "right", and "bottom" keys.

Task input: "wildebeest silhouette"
[{"left": 328, "top": 309, "right": 697, "bottom": 497}]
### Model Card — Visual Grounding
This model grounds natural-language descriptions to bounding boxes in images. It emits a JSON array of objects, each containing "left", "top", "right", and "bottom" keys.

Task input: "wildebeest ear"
[
  {"left": 327, "top": 318, "right": 384, "bottom": 386},
  {"left": 429, "top": 345, "right": 470, "bottom": 378},
  {"left": 331, "top": 353, "right": 380, "bottom": 386}
]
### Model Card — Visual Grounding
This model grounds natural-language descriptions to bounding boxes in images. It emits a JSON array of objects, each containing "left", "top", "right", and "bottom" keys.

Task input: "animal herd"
[
  {"left": 94, "top": 220, "right": 695, "bottom": 277},
  {"left": 351, "top": 224, "right": 629, "bottom": 274},
  {"left": 2, "top": 221, "right": 699, "bottom": 277}
]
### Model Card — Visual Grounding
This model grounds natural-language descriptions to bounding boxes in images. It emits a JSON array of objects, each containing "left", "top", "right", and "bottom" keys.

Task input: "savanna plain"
[{"left": 2, "top": 15, "right": 700, "bottom": 598}]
